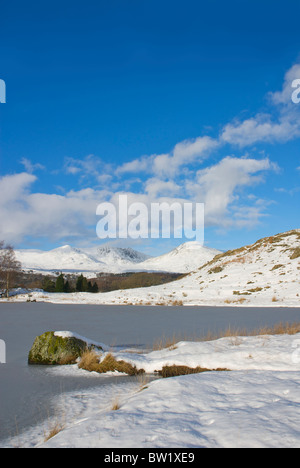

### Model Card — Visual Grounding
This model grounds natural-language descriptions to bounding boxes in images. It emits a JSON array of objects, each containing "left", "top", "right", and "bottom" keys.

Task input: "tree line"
[{"left": 42, "top": 273, "right": 99, "bottom": 293}]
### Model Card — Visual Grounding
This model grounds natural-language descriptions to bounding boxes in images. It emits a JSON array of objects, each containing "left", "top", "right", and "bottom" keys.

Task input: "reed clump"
[
  {"left": 78, "top": 350, "right": 144, "bottom": 376},
  {"left": 159, "top": 365, "right": 229, "bottom": 378},
  {"left": 152, "top": 321, "right": 300, "bottom": 350}
]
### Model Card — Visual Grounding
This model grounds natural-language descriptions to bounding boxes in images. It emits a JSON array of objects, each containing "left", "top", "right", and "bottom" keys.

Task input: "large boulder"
[{"left": 28, "top": 331, "right": 101, "bottom": 365}]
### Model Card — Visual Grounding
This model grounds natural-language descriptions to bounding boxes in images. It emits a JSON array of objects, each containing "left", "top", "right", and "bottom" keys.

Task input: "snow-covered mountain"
[
  {"left": 85, "top": 246, "right": 150, "bottom": 269},
  {"left": 15, "top": 242, "right": 219, "bottom": 276},
  {"left": 15, "top": 245, "right": 149, "bottom": 275},
  {"left": 15, "top": 245, "right": 105, "bottom": 274},
  {"left": 137, "top": 242, "right": 221, "bottom": 273}
]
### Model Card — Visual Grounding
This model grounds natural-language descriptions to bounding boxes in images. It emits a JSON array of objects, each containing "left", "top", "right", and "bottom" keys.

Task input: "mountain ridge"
[{"left": 15, "top": 241, "right": 221, "bottom": 276}]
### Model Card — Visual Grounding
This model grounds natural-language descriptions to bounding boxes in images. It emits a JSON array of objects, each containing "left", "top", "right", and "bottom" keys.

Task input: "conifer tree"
[{"left": 55, "top": 273, "right": 65, "bottom": 293}]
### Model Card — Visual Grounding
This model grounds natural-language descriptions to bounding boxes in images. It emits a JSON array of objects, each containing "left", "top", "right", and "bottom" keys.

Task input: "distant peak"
[{"left": 54, "top": 245, "right": 73, "bottom": 251}]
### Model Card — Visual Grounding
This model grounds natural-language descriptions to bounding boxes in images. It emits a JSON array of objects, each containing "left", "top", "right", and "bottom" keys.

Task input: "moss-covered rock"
[{"left": 28, "top": 331, "right": 97, "bottom": 365}]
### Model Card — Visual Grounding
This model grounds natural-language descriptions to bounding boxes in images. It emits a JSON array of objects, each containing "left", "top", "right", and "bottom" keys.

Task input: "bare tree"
[{"left": 0, "top": 242, "right": 22, "bottom": 298}]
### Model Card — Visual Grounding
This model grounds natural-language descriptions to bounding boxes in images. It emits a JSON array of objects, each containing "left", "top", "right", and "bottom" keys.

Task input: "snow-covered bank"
[
  {"left": 40, "top": 370, "right": 300, "bottom": 448},
  {"left": 4, "top": 286, "right": 300, "bottom": 307},
  {"left": 2, "top": 331, "right": 300, "bottom": 448}
]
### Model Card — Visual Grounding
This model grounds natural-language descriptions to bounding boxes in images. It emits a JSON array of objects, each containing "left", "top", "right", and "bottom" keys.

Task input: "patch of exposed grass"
[
  {"left": 208, "top": 266, "right": 224, "bottom": 274},
  {"left": 290, "top": 247, "right": 300, "bottom": 259},
  {"left": 171, "top": 299, "right": 184, "bottom": 306},
  {"left": 224, "top": 297, "right": 247, "bottom": 304},
  {"left": 271, "top": 264, "right": 285, "bottom": 271},
  {"left": 158, "top": 365, "right": 229, "bottom": 378},
  {"left": 247, "top": 287, "right": 263, "bottom": 293},
  {"left": 233, "top": 290, "right": 251, "bottom": 296},
  {"left": 78, "top": 350, "right": 144, "bottom": 375}
]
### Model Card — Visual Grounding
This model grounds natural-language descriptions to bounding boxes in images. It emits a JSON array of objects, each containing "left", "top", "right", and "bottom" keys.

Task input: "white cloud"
[
  {"left": 190, "top": 157, "right": 276, "bottom": 226},
  {"left": 220, "top": 62, "right": 300, "bottom": 147},
  {"left": 116, "top": 136, "right": 218, "bottom": 180},
  {"left": 20, "top": 158, "right": 45, "bottom": 173},
  {"left": 271, "top": 64, "right": 300, "bottom": 106},
  {"left": 221, "top": 113, "right": 300, "bottom": 146},
  {"left": 171, "top": 135, "right": 219, "bottom": 166},
  {"left": 116, "top": 155, "right": 153, "bottom": 176},
  {"left": 0, "top": 172, "right": 37, "bottom": 205},
  {"left": 0, "top": 173, "right": 110, "bottom": 244},
  {"left": 145, "top": 178, "right": 182, "bottom": 198}
]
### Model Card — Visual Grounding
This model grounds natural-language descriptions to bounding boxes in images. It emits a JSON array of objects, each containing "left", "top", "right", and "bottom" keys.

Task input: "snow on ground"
[
  {"left": 7, "top": 230, "right": 300, "bottom": 307},
  {"left": 2, "top": 331, "right": 300, "bottom": 448},
  {"left": 40, "top": 370, "right": 300, "bottom": 448}
]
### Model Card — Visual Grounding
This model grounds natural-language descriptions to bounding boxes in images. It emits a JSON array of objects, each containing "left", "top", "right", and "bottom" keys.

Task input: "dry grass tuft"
[
  {"left": 78, "top": 349, "right": 100, "bottom": 372},
  {"left": 44, "top": 420, "right": 65, "bottom": 442},
  {"left": 153, "top": 332, "right": 184, "bottom": 351},
  {"left": 159, "top": 365, "right": 229, "bottom": 378},
  {"left": 111, "top": 397, "right": 121, "bottom": 410},
  {"left": 152, "top": 321, "right": 300, "bottom": 351},
  {"left": 254, "top": 321, "right": 300, "bottom": 336},
  {"left": 78, "top": 350, "right": 144, "bottom": 375}
]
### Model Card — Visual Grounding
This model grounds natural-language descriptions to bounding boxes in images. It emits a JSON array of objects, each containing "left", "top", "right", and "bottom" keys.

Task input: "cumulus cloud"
[
  {"left": 0, "top": 173, "right": 110, "bottom": 244},
  {"left": 189, "top": 157, "right": 276, "bottom": 226},
  {"left": 221, "top": 113, "right": 300, "bottom": 146},
  {"left": 220, "top": 62, "right": 300, "bottom": 147},
  {"left": 116, "top": 136, "right": 218, "bottom": 180},
  {"left": 0, "top": 172, "right": 37, "bottom": 206}
]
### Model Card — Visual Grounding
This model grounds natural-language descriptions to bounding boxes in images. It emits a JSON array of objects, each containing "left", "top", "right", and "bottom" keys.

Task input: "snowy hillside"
[
  {"left": 15, "top": 242, "right": 219, "bottom": 276},
  {"left": 110, "top": 228, "right": 299, "bottom": 307},
  {"left": 13, "top": 229, "right": 300, "bottom": 307},
  {"left": 97, "top": 229, "right": 299, "bottom": 307}
]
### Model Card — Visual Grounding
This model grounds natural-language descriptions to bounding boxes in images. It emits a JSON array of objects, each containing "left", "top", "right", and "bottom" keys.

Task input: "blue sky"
[{"left": 0, "top": 0, "right": 300, "bottom": 255}]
